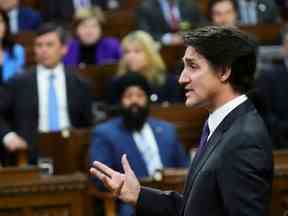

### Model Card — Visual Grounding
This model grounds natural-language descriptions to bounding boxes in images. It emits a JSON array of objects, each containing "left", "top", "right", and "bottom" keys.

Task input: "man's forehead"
[
  {"left": 183, "top": 46, "right": 204, "bottom": 61},
  {"left": 123, "top": 86, "right": 146, "bottom": 95}
]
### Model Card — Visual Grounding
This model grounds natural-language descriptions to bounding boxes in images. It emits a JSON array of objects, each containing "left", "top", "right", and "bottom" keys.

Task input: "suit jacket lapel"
[
  {"left": 183, "top": 100, "right": 255, "bottom": 199},
  {"left": 183, "top": 127, "right": 223, "bottom": 198},
  {"left": 147, "top": 118, "right": 166, "bottom": 162},
  {"left": 64, "top": 68, "right": 74, "bottom": 120},
  {"left": 120, "top": 119, "right": 150, "bottom": 176},
  {"left": 31, "top": 68, "right": 39, "bottom": 118}
]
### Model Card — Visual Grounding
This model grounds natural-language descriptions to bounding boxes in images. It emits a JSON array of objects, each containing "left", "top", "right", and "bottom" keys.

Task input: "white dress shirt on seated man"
[
  {"left": 37, "top": 63, "right": 70, "bottom": 132},
  {"left": 133, "top": 123, "right": 163, "bottom": 176}
]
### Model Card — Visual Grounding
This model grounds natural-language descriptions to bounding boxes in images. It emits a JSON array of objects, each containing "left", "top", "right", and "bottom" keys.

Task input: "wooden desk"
[
  {"left": 37, "top": 129, "right": 91, "bottom": 175},
  {"left": 0, "top": 168, "right": 88, "bottom": 216}
]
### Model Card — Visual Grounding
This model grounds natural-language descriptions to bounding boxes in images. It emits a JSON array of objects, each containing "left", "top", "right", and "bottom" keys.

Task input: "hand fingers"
[
  {"left": 114, "top": 177, "right": 125, "bottom": 197},
  {"left": 90, "top": 167, "right": 113, "bottom": 188},
  {"left": 90, "top": 167, "right": 124, "bottom": 195},
  {"left": 121, "top": 154, "right": 134, "bottom": 175},
  {"left": 93, "top": 161, "right": 116, "bottom": 178},
  {"left": 90, "top": 167, "right": 108, "bottom": 180}
]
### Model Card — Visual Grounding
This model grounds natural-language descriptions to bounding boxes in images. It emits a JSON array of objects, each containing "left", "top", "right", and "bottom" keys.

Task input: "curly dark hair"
[{"left": 183, "top": 26, "right": 258, "bottom": 94}]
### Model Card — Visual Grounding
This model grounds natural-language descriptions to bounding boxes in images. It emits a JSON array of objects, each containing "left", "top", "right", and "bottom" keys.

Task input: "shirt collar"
[
  {"left": 37, "top": 63, "right": 64, "bottom": 78},
  {"left": 208, "top": 94, "right": 248, "bottom": 138},
  {"left": 8, "top": 8, "right": 18, "bottom": 16}
]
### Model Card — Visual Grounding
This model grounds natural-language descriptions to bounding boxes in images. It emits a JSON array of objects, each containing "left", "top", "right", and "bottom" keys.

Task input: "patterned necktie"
[
  {"left": 194, "top": 120, "right": 210, "bottom": 161},
  {"left": 48, "top": 74, "right": 60, "bottom": 131}
]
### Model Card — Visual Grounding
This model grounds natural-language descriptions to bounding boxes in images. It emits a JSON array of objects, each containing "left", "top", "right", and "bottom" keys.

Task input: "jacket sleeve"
[{"left": 136, "top": 187, "right": 183, "bottom": 216}]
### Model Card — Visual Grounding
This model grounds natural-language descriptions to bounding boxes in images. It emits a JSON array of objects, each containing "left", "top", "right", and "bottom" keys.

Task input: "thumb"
[{"left": 121, "top": 154, "right": 134, "bottom": 175}]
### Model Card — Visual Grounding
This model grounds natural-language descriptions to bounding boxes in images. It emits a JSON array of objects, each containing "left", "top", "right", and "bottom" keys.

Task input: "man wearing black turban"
[{"left": 89, "top": 72, "right": 189, "bottom": 216}]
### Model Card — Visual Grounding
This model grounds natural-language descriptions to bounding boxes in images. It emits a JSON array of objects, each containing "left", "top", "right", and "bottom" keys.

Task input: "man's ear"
[{"left": 218, "top": 66, "right": 231, "bottom": 82}]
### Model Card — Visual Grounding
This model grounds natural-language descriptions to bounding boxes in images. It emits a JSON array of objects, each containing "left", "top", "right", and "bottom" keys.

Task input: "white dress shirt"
[
  {"left": 238, "top": 0, "right": 258, "bottom": 24},
  {"left": 132, "top": 123, "right": 163, "bottom": 176},
  {"left": 207, "top": 95, "right": 248, "bottom": 140},
  {"left": 73, "top": 0, "right": 91, "bottom": 10},
  {"left": 37, "top": 63, "right": 70, "bottom": 132},
  {"left": 8, "top": 8, "right": 19, "bottom": 34}
]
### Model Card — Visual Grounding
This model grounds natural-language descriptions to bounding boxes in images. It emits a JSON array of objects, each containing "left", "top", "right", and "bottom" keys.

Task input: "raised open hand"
[{"left": 90, "top": 154, "right": 141, "bottom": 205}]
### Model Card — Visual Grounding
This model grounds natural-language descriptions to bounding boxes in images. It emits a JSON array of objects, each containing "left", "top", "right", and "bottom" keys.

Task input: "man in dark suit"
[
  {"left": 0, "top": 23, "right": 93, "bottom": 164},
  {"left": 235, "top": 0, "right": 281, "bottom": 24},
  {"left": 137, "top": 0, "right": 206, "bottom": 45},
  {"left": 0, "top": 0, "right": 42, "bottom": 34},
  {"left": 90, "top": 26, "right": 273, "bottom": 216},
  {"left": 42, "top": 0, "right": 122, "bottom": 25},
  {"left": 256, "top": 26, "right": 288, "bottom": 148}
]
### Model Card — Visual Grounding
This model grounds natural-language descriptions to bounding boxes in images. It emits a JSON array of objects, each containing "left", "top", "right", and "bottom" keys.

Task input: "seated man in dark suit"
[
  {"left": 89, "top": 72, "right": 188, "bottom": 216},
  {"left": 256, "top": 25, "right": 288, "bottom": 148},
  {"left": 235, "top": 0, "right": 281, "bottom": 25},
  {"left": 137, "top": 0, "right": 206, "bottom": 45},
  {"left": 0, "top": 23, "right": 93, "bottom": 165},
  {"left": 0, "top": 0, "right": 42, "bottom": 34},
  {"left": 42, "top": 0, "right": 123, "bottom": 25}
]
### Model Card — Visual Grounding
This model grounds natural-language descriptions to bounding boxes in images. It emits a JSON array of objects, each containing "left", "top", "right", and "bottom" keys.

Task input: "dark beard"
[{"left": 121, "top": 103, "right": 149, "bottom": 132}]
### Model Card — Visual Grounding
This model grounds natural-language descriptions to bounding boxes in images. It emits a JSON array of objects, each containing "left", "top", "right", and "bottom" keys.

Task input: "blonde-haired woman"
[
  {"left": 63, "top": 7, "right": 122, "bottom": 66},
  {"left": 108, "top": 30, "right": 183, "bottom": 104}
]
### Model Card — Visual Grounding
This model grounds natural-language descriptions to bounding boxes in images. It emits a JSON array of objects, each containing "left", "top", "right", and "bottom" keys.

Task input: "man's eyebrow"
[{"left": 182, "top": 57, "right": 196, "bottom": 64}]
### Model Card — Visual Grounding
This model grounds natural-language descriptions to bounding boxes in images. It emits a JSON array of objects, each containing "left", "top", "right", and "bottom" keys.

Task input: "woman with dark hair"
[
  {"left": 63, "top": 7, "right": 122, "bottom": 67},
  {"left": 0, "top": 9, "right": 25, "bottom": 83}
]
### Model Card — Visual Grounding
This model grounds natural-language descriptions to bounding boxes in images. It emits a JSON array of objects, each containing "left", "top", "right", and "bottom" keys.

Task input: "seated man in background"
[
  {"left": 256, "top": 24, "right": 288, "bottom": 148},
  {"left": 137, "top": 0, "right": 206, "bottom": 45},
  {"left": 0, "top": 23, "right": 93, "bottom": 165},
  {"left": 235, "top": 0, "right": 281, "bottom": 25},
  {"left": 208, "top": 0, "right": 238, "bottom": 27},
  {"left": 0, "top": 0, "right": 42, "bottom": 34},
  {"left": 42, "top": 0, "right": 122, "bottom": 25},
  {"left": 89, "top": 72, "right": 188, "bottom": 216}
]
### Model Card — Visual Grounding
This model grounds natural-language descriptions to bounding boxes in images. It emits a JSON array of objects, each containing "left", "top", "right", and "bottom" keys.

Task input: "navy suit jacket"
[
  {"left": 89, "top": 116, "right": 188, "bottom": 216},
  {"left": 18, "top": 7, "right": 42, "bottom": 32},
  {"left": 256, "top": 60, "right": 288, "bottom": 148},
  {"left": 90, "top": 117, "right": 188, "bottom": 178},
  {"left": 136, "top": 100, "right": 273, "bottom": 216}
]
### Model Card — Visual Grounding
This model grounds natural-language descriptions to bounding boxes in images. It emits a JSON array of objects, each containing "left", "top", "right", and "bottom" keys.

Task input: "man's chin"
[
  {"left": 185, "top": 99, "right": 203, "bottom": 108},
  {"left": 185, "top": 99, "right": 196, "bottom": 107}
]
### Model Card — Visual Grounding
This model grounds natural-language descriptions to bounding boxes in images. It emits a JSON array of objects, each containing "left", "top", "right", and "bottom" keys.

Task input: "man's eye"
[{"left": 188, "top": 64, "right": 197, "bottom": 69}]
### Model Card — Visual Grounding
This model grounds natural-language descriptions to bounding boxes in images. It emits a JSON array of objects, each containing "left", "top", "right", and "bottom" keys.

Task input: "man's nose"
[{"left": 178, "top": 70, "right": 188, "bottom": 84}]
